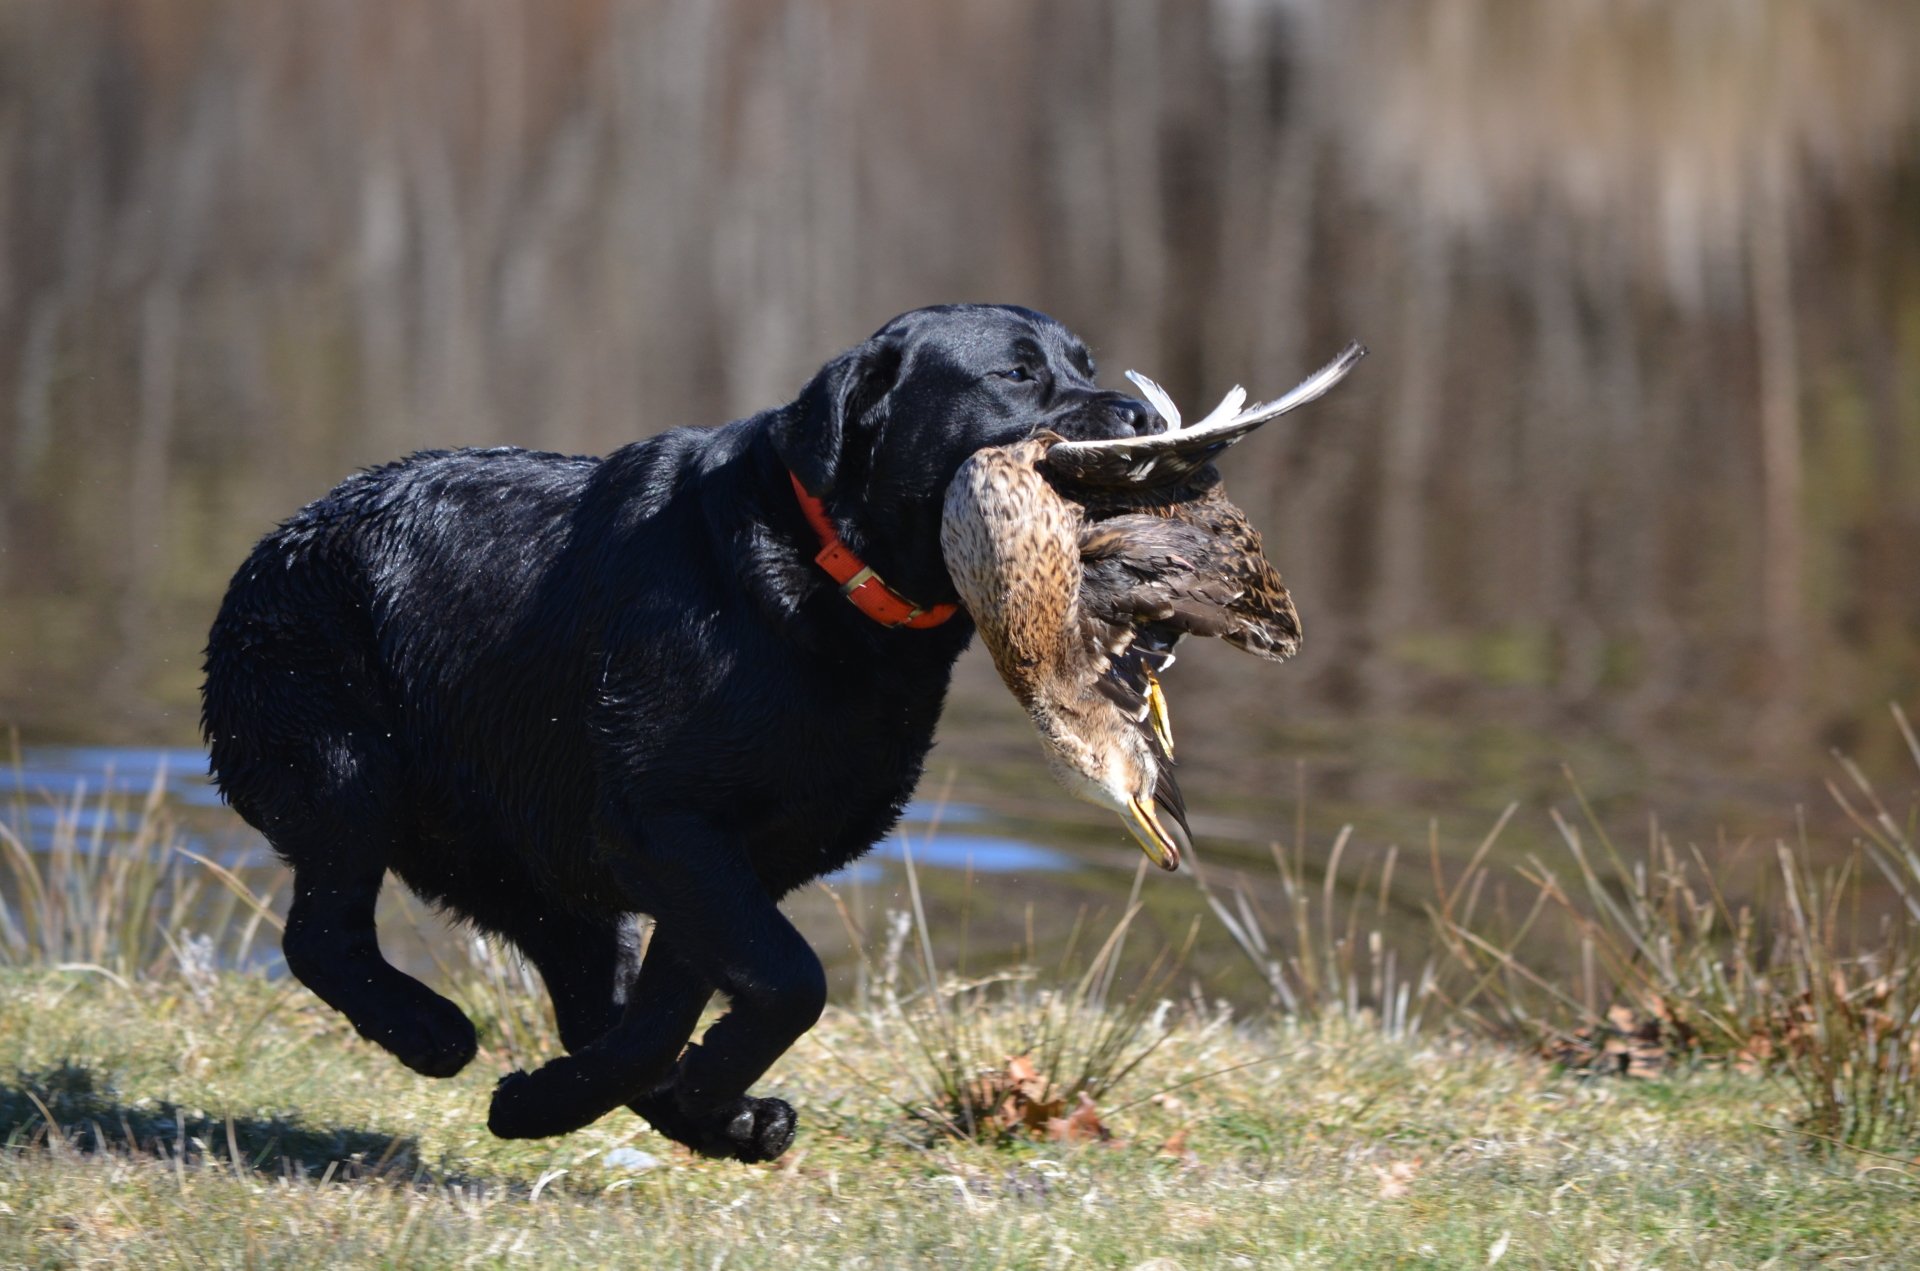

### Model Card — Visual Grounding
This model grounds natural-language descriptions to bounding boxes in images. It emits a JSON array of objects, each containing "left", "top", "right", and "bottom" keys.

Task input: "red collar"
[{"left": 787, "top": 472, "right": 959, "bottom": 629}]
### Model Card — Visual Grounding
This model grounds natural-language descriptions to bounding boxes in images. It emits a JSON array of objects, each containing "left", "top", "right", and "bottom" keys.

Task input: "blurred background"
[{"left": 1, "top": 1, "right": 1917, "bottom": 988}]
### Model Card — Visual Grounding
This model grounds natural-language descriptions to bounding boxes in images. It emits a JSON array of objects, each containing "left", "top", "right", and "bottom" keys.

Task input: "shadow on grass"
[{"left": 0, "top": 1061, "right": 436, "bottom": 1184}]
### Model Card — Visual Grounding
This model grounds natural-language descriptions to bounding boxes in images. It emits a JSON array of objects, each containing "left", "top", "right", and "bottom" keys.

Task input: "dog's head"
[
  {"left": 772, "top": 304, "right": 1160, "bottom": 607},
  {"left": 777, "top": 304, "right": 1158, "bottom": 502}
]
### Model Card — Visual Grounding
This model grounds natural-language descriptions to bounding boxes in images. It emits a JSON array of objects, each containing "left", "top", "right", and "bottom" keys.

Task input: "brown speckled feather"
[
  {"left": 1075, "top": 471, "right": 1300, "bottom": 662},
  {"left": 939, "top": 438, "right": 1088, "bottom": 706}
]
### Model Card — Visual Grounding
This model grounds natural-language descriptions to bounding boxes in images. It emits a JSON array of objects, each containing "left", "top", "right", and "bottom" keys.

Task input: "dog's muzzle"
[{"left": 1043, "top": 393, "right": 1164, "bottom": 442}]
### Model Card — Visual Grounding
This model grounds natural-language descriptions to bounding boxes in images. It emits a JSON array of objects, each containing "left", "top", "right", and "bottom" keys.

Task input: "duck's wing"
[
  {"left": 1079, "top": 486, "right": 1301, "bottom": 663},
  {"left": 1043, "top": 342, "right": 1365, "bottom": 489}
]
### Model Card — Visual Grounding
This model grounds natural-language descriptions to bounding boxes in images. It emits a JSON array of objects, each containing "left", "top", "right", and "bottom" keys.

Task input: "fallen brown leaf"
[
  {"left": 1045, "top": 1091, "right": 1112, "bottom": 1145},
  {"left": 1156, "top": 1126, "right": 1196, "bottom": 1165},
  {"left": 1372, "top": 1158, "right": 1422, "bottom": 1198}
]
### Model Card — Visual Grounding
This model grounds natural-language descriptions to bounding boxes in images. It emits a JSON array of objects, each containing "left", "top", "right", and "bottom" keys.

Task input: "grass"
[
  {"left": 4, "top": 719, "right": 1920, "bottom": 1264},
  {"left": 3, "top": 968, "right": 1918, "bottom": 1267}
]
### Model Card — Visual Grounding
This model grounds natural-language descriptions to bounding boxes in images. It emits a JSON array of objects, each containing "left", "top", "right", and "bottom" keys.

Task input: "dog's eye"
[{"left": 996, "top": 367, "right": 1035, "bottom": 384}]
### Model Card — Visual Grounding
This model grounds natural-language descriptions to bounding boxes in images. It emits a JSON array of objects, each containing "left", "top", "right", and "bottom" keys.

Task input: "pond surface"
[
  {"left": 2, "top": 2, "right": 1918, "bottom": 998},
  {"left": 0, "top": 746, "right": 1068, "bottom": 879}
]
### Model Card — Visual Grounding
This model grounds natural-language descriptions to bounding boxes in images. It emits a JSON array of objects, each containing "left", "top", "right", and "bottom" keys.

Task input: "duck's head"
[{"left": 1031, "top": 694, "right": 1193, "bottom": 872}]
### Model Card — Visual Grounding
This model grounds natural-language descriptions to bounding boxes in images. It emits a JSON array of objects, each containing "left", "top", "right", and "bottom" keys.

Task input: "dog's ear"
[{"left": 775, "top": 336, "right": 903, "bottom": 497}]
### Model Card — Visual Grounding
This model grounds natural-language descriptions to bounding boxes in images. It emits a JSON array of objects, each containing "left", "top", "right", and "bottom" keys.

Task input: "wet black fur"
[{"left": 200, "top": 304, "right": 1154, "bottom": 1160}]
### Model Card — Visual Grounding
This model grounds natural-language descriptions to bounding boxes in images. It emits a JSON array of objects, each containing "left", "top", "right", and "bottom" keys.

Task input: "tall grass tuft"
[
  {"left": 1787, "top": 707, "right": 1920, "bottom": 1151},
  {"left": 1428, "top": 706, "right": 1920, "bottom": 1153},
  {"left": 0, "top": 752, "right": 281, "bottom": 984},
  {"left": 1188, "top": 765, "right": 1516, "bottom": 1040},
  {"left": 1425, "top": 781, "right": 1769, "bottom": 1065},
  {"left": 818, "top": 837, "right": 1190, "bottom": 1144}
]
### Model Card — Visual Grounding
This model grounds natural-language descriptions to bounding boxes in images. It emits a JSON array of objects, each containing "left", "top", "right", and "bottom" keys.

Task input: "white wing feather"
[
  {"left": 1044, "top": 343, "right": 1365, "bottom": 485},
  {"left": 1124, "top": 370, "right": 1183, "bottom": 432},
  {"left": 1075, "top": 344, "right": 1363, "bottom": 452},
  {"left": 1219, "top": 342, "right": 1366, "bottom": 433},
  {"left": 1189, "top": 385, "right": 1248, "bottom": 433}
]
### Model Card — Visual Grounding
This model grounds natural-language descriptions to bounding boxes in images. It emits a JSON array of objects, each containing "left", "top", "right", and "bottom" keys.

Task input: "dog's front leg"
[
  {"left": 488, "top": 812, "right": 825, "bottom": 1162},
  {"left": 487, "top": 926, "right": 712, "bottom": 1141}
]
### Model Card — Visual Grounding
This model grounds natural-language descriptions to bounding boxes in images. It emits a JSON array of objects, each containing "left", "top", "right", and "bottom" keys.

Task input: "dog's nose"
[{"left": 1104, "top": 396, "right": 1162, "bottom": 437}]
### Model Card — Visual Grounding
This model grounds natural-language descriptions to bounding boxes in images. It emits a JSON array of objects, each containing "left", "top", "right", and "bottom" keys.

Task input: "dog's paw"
[
  {"left": 634, "top": 1091, "right": 797, "bottom": 1164},
  {"left": 489, "top": 1051, "right": 645, "bottom": 1139},
  {"left": 361, "top": 996, "right": 477, "bottom": 1078},
  {"left": 487, "top": 1070, "right": 547, "bottom": 1139},
  {"left": 712, "top": 1096, "right": 796, "bottom": 1164}
]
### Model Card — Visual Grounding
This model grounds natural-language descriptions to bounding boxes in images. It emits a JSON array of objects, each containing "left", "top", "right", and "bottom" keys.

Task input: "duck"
[{"left": 940, "top": 343, "right": 1364, "bottom": 871}]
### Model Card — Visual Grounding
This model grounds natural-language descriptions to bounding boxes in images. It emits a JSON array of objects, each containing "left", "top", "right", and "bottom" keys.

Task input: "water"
[
  {"left": 2, "top": 2, "right": 1918, "bottom": 992},
  {"left": 0, "top": 747, "right": 1067, "bottom": 878}
]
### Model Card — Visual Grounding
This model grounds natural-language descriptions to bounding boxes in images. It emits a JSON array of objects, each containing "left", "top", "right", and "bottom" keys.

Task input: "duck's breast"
[{"left": 940, "top": 442, "right": 1083, "bottom": 697}]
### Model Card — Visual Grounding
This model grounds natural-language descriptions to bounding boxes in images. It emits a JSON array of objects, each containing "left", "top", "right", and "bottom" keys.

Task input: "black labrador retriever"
[{"left": 200, "top": 304, "right": 1156, "bottom": 1162}]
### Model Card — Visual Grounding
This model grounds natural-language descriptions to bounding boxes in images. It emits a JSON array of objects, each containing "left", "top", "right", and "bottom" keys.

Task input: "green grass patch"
[{"left": 1, "top": 969, "right": 1915, "bottom": 1268}]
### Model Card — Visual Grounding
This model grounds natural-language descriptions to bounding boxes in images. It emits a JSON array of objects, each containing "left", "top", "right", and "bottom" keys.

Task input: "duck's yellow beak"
[{"left": 1123, "top": 794, "right": 1190, "bottom": 872}]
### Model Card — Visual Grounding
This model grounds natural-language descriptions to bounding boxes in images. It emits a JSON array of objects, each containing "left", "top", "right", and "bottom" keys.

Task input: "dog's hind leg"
[
  {"left": 281, "top": 848, "right": 478, "bottom": 1079},
  {"left": 209, "top": 595, "right": 478, "bottom": 1078}
]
